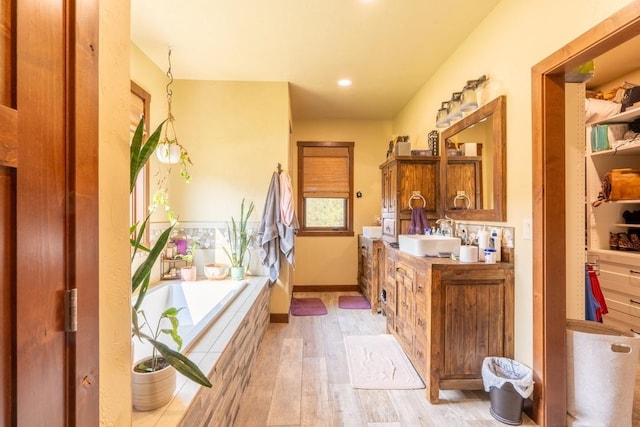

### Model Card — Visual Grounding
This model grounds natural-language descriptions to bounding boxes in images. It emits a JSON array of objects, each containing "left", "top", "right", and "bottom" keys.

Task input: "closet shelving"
[
  {"left": 587, "top": 106, "right": 640, "bottom": 257},
  {"left": 586, "top": 102, "right": 640, "bottom": 334}
]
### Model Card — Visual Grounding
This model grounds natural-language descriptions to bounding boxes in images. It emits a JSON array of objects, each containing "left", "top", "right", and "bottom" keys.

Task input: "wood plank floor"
[{"left": 234, "top": 291, "right": 540, "bottom": 427}]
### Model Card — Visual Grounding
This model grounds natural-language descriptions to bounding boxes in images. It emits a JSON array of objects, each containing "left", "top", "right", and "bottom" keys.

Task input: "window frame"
[
  {"left": 297, "top": 140, "right": 354, "bottom": 237},
  {"left": 130, "top": 81, "right": 151, "bottom": 244}
]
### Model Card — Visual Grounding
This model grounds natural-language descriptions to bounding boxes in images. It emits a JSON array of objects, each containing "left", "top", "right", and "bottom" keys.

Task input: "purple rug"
[
  {"left": 338, "top": 295, "right": 371, "bottom": 310},
  {"left": 290, "top": 297, "right": 328, "bottom": 316}
]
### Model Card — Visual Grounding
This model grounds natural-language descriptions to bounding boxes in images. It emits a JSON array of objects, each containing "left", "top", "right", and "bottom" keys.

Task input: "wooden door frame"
[
  {"left": 12, "top": 0, "right": 99, "bottom": 424},
  {"left": 532, "top": 1, "right": 640, "bottom": 424}
]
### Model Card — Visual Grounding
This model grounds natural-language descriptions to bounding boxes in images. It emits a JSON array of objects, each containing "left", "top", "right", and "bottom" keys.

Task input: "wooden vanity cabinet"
[
  {"left": 380, "top": 156, "right": 440, "bottom": 243},
  {"left": 383, "top": 245, "right": 514, "bottom": 403},
  {"left": 357, "top": 235, "right": 383, "bottom": 313}
]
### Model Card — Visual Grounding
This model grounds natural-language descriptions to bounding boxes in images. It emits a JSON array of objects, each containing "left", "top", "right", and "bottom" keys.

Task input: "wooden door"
[{"left": 0, "top": 0, "right": 99, "bottom": 425}]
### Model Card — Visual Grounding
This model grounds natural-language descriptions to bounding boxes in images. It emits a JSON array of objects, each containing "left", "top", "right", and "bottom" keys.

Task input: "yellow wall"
[
  {"left": 99, "top": 1, "right": 132, "bottom": 425},
  {"left": 290, "top": 120, "right": 392, "bottom": 286},
  {"left": 391, "top": 0, "right": 634, "bottom": 366}
]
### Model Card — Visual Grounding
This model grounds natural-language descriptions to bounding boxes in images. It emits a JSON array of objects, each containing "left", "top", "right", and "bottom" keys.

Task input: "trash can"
[
  {"left": 482, "top": 357, "right": 534, "bottom": 425},
  {"left": 566, "top": 319, "right": 640, "bottom": 426}
]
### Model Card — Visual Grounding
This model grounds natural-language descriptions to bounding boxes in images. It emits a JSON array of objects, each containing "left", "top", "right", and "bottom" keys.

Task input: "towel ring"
[
  {"left": 453, "top": 193, "right": 471, "bottom": 209},
  {"left": 407, "top": 192, "right": 426, "bottom": 209}
]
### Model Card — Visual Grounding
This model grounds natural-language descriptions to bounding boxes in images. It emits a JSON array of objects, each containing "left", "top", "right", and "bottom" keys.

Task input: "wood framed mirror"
[{"left": 440, "top": 95, "right": 506, "bottom": 221}]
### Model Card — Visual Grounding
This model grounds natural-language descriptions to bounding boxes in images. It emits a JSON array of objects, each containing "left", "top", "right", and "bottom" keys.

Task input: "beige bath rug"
[{"left": 344, "top": 334, "right": 425, "bottom": 390}]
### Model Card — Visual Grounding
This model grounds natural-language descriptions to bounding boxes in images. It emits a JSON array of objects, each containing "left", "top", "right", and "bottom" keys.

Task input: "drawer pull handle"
[
  {"left": 630, "top": 298, "right": 640, "bottom": 305},
  {"left": 630, "top": 270, "right": 640, "bottom": 275}
]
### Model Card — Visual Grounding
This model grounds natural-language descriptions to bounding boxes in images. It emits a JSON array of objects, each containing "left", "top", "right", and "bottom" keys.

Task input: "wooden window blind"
[{"left": 297, "top": 141, "right": 354, "bottom": 236}]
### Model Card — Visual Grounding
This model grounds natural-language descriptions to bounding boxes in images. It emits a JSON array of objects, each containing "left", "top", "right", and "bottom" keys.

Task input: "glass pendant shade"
[
  {"left": 447, "top": 92, "right": 463, "bottom": 121},
  {"left": 460, "top": 86, "right": 478, "bottom": 112},
  {"left": 436, "top": 102, "right": 450, "bottom": 128}
]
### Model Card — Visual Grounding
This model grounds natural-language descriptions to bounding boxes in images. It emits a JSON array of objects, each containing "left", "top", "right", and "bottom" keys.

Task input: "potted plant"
[
  {"left": 130, "top": 118, "right": 211, "bottom": 411},
  {"left": 155, "top": 116, "right": 192, "bottom": 183},
  {"left": 175, "top": 241, "right": 199, "bottom": 281},
  {"left": 223, "top": 198, "right": 255, "bottom": 280}
]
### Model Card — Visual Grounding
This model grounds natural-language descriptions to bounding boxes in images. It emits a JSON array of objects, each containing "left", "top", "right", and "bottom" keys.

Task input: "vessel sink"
[
  {"left": 362, "top": 226, "right": 382, "bottom": 239},
  {"left": 398, "top": 234, "right": 461, "bottom": 257}
]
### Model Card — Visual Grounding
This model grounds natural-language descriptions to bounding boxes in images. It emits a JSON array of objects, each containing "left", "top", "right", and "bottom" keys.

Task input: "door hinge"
[{"left": 65, "top": 288, "right": 78, "bottom": 332}]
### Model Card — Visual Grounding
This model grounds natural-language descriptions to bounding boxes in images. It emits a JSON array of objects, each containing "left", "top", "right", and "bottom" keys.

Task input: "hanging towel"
[
  {"left": 279, "top": 171, "right": 295, "bottom": 227},
  {"left": 259, "top": 172, "right": 281, "bottom": 283},
  {"left": 408, "top": 207, "right": 429, "bottom": 235},
  {"left": 584, "top": 265, "right": 600, "bottom": 322},
  {"left": 588, "top": 264, "right": 608, "bottom": 321},
  {"left": 278, "top": 171, "right": 299, "bottom": 267}
]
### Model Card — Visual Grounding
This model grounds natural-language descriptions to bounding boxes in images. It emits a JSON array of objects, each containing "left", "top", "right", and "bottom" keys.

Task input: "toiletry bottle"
[
  {"left": 477, "top": 227, "right": 489, "bottom": 261},
  {"left": 490, "top": 230, "right": 502, "bottom": 262}
]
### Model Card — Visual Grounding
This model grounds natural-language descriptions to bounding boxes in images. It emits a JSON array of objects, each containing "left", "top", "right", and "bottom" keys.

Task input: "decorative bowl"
[{"left": 204, "top": 263, "right": 229, "bottom": 280}]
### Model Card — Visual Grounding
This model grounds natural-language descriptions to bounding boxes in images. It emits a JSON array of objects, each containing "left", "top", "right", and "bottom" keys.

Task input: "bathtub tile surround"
[
  {"left": 132, "top": 276, "right": 270, "bottom": 426},
  {"left": 149, "top": 221, "right": 264, "bottom": 278}
]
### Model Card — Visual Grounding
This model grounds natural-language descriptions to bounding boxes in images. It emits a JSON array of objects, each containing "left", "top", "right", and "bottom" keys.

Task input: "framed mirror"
[{"left": 440, "top": 95, "right": 506, "bottom": 221}]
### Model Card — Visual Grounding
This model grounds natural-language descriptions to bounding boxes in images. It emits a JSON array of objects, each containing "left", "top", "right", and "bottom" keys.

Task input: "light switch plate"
[{"left": 523, "top": 218, "right": 532, "bottom": 240}]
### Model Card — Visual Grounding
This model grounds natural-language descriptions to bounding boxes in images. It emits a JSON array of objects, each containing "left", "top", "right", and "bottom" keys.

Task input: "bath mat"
[
  {"left": 344, "top": 334, "right": 425, "bottom": 390},
  {"left": 338, "top": 295, "right": 371, "bottom": 310},
  {"left": 290, "top": 297, "right": 327, "bottom": 316}
]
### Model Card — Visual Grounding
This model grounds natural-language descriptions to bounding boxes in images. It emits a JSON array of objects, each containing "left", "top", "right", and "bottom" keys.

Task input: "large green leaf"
[
  {"left": 130, "top": 118, "right": 166, "bottom": 193},
  {"left": 132, "top": 224, "right": 174, "bottom": 295},
  {"left": 147, "top": 338, "right": 212, "bottom": 387}
]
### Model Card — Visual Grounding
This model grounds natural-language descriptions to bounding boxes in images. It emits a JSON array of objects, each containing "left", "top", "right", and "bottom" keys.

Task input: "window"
[
  {"left": 130, "top": 81, "right": 151, "bottom": 243},
  {"left": 297, "top": 141, "right": 354, "bottom": 236}
]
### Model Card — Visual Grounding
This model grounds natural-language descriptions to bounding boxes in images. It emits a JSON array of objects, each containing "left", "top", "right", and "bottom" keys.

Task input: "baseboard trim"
[
  {"left": 270, "top": 313, "right": 289, "bottom": 323},
  {"left": 292, "top": 284, "right": 360, "bottom": 293}
]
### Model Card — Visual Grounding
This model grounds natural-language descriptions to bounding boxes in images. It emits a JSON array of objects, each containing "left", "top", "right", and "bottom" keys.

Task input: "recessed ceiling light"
[{"left": 338, "top": 79, "right": 352, "bottom": 87}]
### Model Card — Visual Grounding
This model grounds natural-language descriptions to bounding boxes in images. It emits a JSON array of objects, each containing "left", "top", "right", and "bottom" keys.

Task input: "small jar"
[
  {"left": 484, "top": 248, "right": 496, "bottom": 264},
  {"left": 165, "top": 242, "right": 176, "bottom": 259}
]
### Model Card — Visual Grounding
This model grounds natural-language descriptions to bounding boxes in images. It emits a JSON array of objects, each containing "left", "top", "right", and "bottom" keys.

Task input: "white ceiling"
[{"left": 130, "top": 0, "right": 501, "bottom": 120}]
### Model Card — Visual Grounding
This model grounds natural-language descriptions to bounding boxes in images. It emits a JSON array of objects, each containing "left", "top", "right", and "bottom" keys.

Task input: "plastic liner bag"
[{"left": 482, "top": 357, "right": 534, "bottom": 398}]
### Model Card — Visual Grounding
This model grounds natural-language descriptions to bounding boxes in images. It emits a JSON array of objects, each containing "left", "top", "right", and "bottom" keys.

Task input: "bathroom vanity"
[{"left": 382, "top": 245, "right": 514, "bottom": 403}]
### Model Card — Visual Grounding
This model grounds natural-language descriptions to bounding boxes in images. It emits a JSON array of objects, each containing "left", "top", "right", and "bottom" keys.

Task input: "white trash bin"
[{"left": 566, "top": 319, "right": 640, "bottom": 426}]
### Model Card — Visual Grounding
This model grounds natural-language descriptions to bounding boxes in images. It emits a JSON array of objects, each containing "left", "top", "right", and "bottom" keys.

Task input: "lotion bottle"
[{"left": 477, "top": 227, "right": 489, "bottom": 261}]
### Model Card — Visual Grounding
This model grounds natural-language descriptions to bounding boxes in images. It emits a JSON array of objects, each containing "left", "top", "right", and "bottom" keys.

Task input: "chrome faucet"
[{"left": 435, "top": 216, "right": 456, "bottom": 237}]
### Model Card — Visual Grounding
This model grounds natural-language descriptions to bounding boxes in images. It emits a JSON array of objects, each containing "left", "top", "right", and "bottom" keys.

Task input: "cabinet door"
[
  {"left": 398, "top": 162, "right": 439, "bottom": 216},
  {"left": 382, "top": 162, "right": 397, "bottom": 214},
  {"left": 442, "top": 280, "right": 505, "bottom": 377}
]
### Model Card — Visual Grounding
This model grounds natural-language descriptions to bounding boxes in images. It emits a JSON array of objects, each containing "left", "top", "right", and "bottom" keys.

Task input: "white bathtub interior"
[{"left": 133, "top": 279, "right": 248, "bottom": 364}]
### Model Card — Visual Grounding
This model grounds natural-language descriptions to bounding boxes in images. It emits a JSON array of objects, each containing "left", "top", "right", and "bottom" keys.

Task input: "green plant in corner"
[
  {"left": 223, "top": 198, "right": 255, "bottom": 268},
  {"left": 130, "top": 117, "right": 211, "bottom": 387}
]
